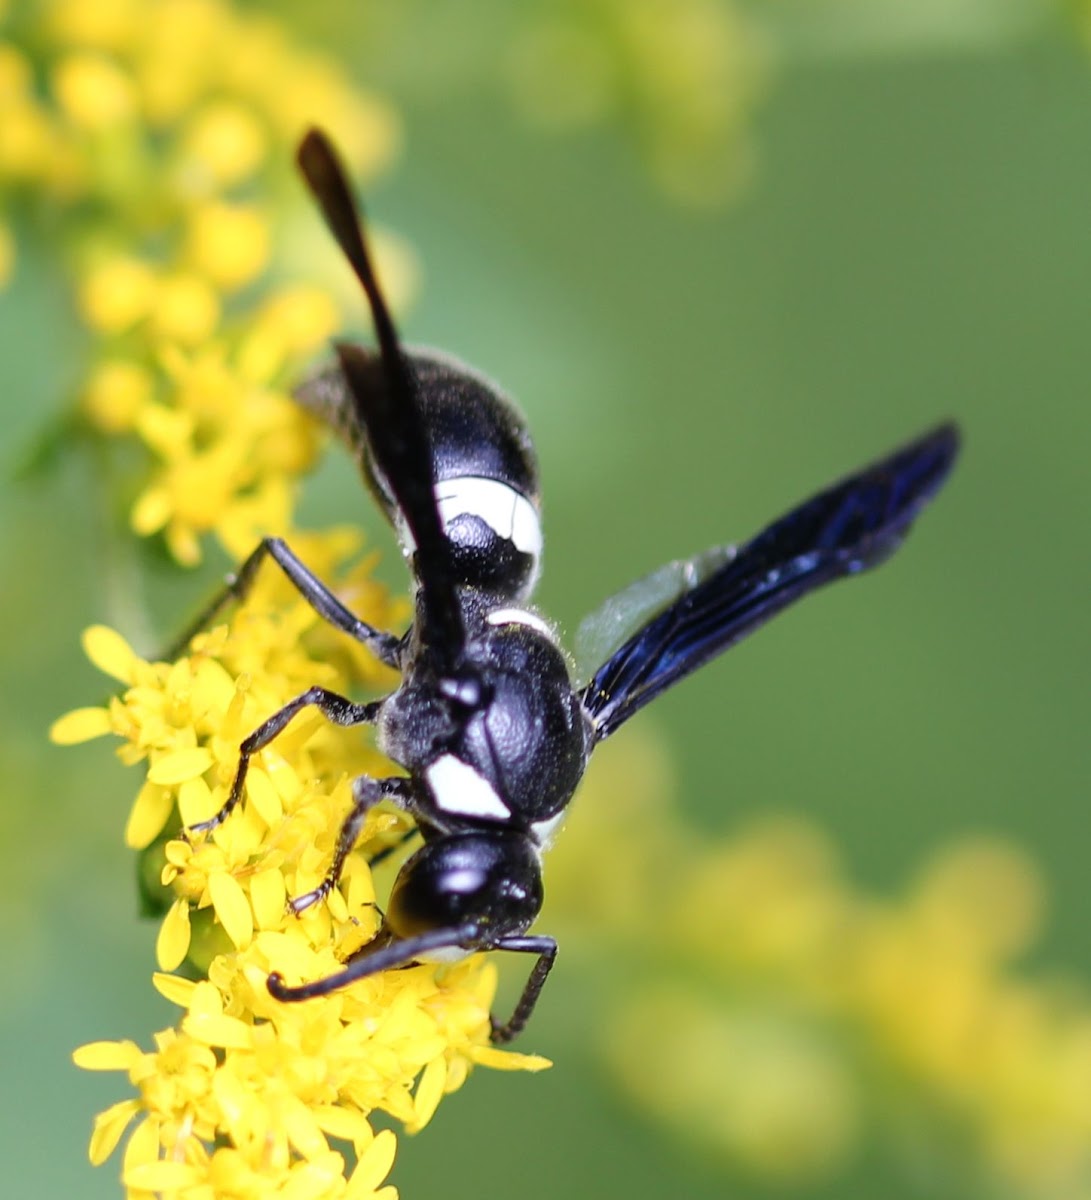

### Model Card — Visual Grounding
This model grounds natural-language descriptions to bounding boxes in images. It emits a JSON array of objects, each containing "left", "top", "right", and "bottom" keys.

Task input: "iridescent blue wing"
[
  {"left": 579, "top": 423, "right": 960, "bottom": 742},
  {"left": 298, "top": 130, "right": 465, "bottom": 667}
]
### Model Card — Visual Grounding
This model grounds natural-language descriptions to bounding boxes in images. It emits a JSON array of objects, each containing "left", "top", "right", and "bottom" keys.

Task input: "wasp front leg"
[
  {"left": 288, "top": 775, "right": 424, "bottom": 914},
  {"left": 188, "top": 688, "right": 383, "bottom": 835}
]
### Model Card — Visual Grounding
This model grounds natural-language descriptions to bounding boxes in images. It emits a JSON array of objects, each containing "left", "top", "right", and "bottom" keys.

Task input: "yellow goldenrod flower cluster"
[
  {"left": 549, "top": 736, "right": 1091, "bottom": 1196},
  {"left": 504, "top": 0, "right": 768, "bottom": 205},
  {"left": 24, "top": 3, "right": 550, "bottom": 1191},
  {"left": 0, "top": 0, "right": 405, "bottom": 564},
  {"left": 53, "top": 528, "right": 549, "bottom": 1198}
]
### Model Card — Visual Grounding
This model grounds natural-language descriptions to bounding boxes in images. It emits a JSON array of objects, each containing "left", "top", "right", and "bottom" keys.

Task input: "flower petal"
[
  {"left": 124, "top": 1160, "right": 205, "bottom": 1191},
  {"left": 82, "top": 625, "right": 139, "bottom": 684},
  {"left": 156, "top": 898, "right": 191, "bottom": 970},
  {"left": 348, "top": 1129, "right": 397, "bottom": 1196},
  {"left": 407, "top": 1056, "right": 446, "bottom": 1132},
  {"left": 470, "top": 1045, "right": 552, "bottom": 1072},
  {"left": 73, "top": 1040, "right": 144, "bottom": 1071},
  {"left": 147, "top": 747, "right": 213, "bottom": 786},
  {"left": 208, "top": 870, "right": 254, "bottom": 949},
  {"left": 87, "top": 1098, "right": 141, "bottom": 1165},
  {"left": 125, "top": 783, "right": 174, "bottom": 849},
  {"left": 249, "top": 867, "right": 286, "bottom": 930},
  {"left": 151, "top": 971, "right": 197, "bottom": 1008},
  {"left": 49, "top": 706, "right": 112, "bottom": 744}
]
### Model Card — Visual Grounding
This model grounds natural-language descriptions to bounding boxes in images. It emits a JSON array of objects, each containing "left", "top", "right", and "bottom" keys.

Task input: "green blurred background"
[{"left": 3, "top": 3, "right": 1090, "bottom": 1197}]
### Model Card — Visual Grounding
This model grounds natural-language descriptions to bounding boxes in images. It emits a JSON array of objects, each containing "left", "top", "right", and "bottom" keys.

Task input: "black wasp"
[{"left": 182, "top": 129, "right": 960, "bottom": 1044}]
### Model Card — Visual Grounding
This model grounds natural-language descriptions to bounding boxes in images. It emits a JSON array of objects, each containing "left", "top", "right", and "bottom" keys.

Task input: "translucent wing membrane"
[
  {"left": 574, "top": 545, "right": 736, "bottom": 685},
  {"left": 579, "top": 423, "right": 961, "bottom": 742},
  {"left": 297, "top": 130, "right": 465, "bottom": 665}
]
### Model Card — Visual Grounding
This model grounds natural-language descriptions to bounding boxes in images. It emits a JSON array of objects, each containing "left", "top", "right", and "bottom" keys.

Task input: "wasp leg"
[
  {"left": 489, "top": 936, "right": 558, "bottom": 1045},
  {"left": 267, "top": 923, "right": 483, "bottom": 1001},
  {"left": 163, "top": 536, "right": 403, "bottom": 667},
  {"left": 289, "top": 775, "right": 417, "bottom": 914},
  {"left": 187, "top": 688, "right": 382, "bottom": 835}
]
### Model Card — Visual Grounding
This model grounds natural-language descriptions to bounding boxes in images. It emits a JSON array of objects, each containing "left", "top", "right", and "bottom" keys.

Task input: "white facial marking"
[
  {"left": 486, "top": 607, "right": 554, "bottom": 641},
  {"left": 426, "top": 754, "right": 511, "bottom": 821},
  {"left": 416, "top": 944, "right": 474, "bottom": 964},
  {"left": 530, "top": 811, "right": 566, "bottom": 850},
  {"left": 434, "top": 477, "right": 543, "bottom": 558}
]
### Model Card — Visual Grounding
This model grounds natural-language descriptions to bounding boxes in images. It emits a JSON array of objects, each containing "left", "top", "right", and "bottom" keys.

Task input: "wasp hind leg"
[{"left": 489, "top": 936, "right": 558, "bottom": 1045}]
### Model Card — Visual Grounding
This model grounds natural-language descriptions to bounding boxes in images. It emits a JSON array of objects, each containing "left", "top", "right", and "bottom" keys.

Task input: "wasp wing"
[
  {"left": 297, "top": 129, "right": 464, "bottom": 666},
  {"left": 573, "top": 545, "right": 736, "bottom": 686},
  {"left": 579, "top": 423, "right": 960, "bottom": 742}
]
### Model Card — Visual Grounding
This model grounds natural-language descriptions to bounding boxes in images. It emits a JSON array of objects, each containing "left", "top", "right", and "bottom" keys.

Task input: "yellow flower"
[
  {"left": 77, "top": 256, "right": 157, "bottom": 333},
  {"left": 185, "top": 202, "right": 271, "bottom": 291},
  {"left": 45, "top": 0, "right": 144, "bottom": 54},
  {"left": 56, "top": 526, "right": 548, "bottom": 1193},
  {"left": 2, "top": 0, "right": 408, "bottom": 563},
  {"left": 52, "top": 51, "right": 139, "bottom": 130},
  {"left": 82, "top": 358, "right": 156, "bottom": 432},
  {"left": 118, "top": 342, "right": 323, "bottom": 562},
  {"left": 550, "top": 734, "right": 1091, "bottom": 1193},
  {"left": 179, "top": 101, "right": 268, "bottom": 188},
  {"left": 505, "top": 0, "right": 768, "bottom": 205}
]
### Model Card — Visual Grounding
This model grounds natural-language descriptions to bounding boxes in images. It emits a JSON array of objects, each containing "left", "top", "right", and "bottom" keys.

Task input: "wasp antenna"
[
  {"left": 266, "top": 925, "right": 482, "bottom": 1003},
  {"left": 296, "top": 127, "right": 405, "bottom": 387}
]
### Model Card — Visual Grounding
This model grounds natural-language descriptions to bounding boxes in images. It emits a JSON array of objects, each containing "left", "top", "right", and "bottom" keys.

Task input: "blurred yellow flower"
[
  {"left": 18, "top": 0, "right": 544, "bottom": 1190},
  {"left": 505, "top": 0, "right": 768, "bottom": 205},
  {"left": 82, "top": 358, "right": 155, "bottom": 432},
  {"left": 185, "top": 202, "right": 271, "bottom": 291},
  {"left": 550, "top": 734, "right": 1091, "bottom": 1195},
  {"left": 52, "top": 51, "right": 139, "bottom": 129},
  {"left": 179, "top": 100, "right": 268, "bottom": 187},
  {"left": 78, "top": 256, "right": 157, "bottom": 333},
  {"left": 1, "top": 0, "right": 404, "bottom": 567}
]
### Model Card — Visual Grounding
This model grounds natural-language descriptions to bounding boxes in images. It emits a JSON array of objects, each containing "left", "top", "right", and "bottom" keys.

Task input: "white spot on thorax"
[
  {"left": 530, "top": 810, "right": 566, "bottom": 850},
  {"left": 426, "top": 754, "right": 511, "bottom": 821},
  {"left": 486, "top": 607, "right": 555, "bottom": 642}
]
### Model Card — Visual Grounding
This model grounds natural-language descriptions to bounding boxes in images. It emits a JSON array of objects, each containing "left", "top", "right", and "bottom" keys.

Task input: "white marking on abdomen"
[
  {"left": 530, "top": 811, "right": 566, "bottom": 850},
  {"left": 486, "top": 607, "right": 554, "bottom": 641},
  {"left": 434, "top": 477, "right": 542, "bottom": 558},
  {"left": 426, "top": 754, "right": 511, "bottom": 821}
]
